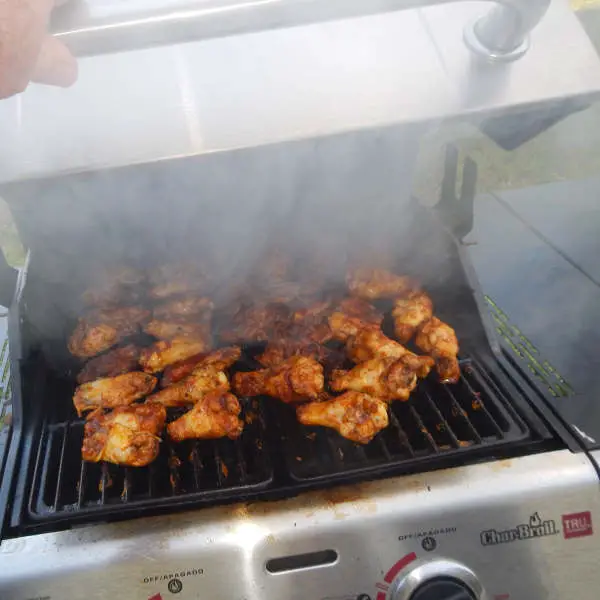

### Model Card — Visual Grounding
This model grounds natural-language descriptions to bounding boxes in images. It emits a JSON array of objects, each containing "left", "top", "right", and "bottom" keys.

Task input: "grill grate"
[
  {"left": 26, "top": 352, "right": 534, "bottom": 526},
  {"left": 279, "top": 358, "right": 528, "bottom": 482},
  {"left": 29, "top": 398, "right": 273, "bottom": 520}
]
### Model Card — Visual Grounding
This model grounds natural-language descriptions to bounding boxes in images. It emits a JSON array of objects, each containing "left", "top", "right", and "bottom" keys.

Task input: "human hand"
[{"left": 0, "top": 0, "right": 77, "bottom": 99}]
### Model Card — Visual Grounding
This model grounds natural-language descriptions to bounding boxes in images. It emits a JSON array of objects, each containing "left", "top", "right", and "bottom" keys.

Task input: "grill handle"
[
  {"left": 0, "top": 251, "right": 17, "bottom": 309},
  {"left": 51, "top": 0, "right": 549, "bottom": 61}
]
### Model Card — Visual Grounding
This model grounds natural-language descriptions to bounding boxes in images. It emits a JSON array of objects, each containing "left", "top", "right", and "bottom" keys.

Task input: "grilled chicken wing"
[
  {"left": 73, "top": 372, "right": 157, "bottom": 416},
  {"left": 292, "top": 299, "right": 333, "bottom": 325},
  {"left": 91, "top": 306, "right": 151, "bottom": 329},
  {"left": 139, "top": 337, "right": 211, "bottom": 373},
  {"left": 392, "top": 290, "right": 434, "bottom": 343},
  {"left": 148, "top": 365, "right": 229, "bottom": 407},
  {"left": 81, "top": 266, "right": 145, "bottom": 307},
  {"left": 149, "top": 263, "right": 210, "bottom": 299},
  {"left": 167, "top": 391, "right": 243, "bottom": 442},
  {"left": 219, "top": 303, "right": 291, "bottom": 343},
  {"left": 68, "top": 307, "right": 151, "bottom": 359},
  {"left": 256, "top": 339, "right": 330, "bottom": 369},
  {"left": 82, "top": 403, "right": 166, "bottom": 467},
  {"left": 233, "top": 356, "right": 324, "bottom": 403},
  {"left": 153, "top": 296, "right": 214, "bottom": 321},
  {"left": 415, "top": 317, "right": 460, "bottom": 383},
  {"left": 330, "top": 357, "right": 418, "bottom": 401},
  {"left": 296, "top": 391, "right": 389, "bottom": 444},
  {"left": 347, "top": 267, "right": 417, "bottom": 300},
  {"left": 257, "top": 320, "right": 332, "bottom": 368},
  {"left": 144, "top": 319, "right": 211, "bottom": 341},
  {"left": 69, "top": 321, "right": 122, "bottom": 359},
  {"left": 77, "top": 344, "right": 141, "bottom": 384},
  {"left": 328, "top": 297, "right": 383, "bottom": 342},
  {"left": 346, "top": 328, "right": 434, "bottom": 378},
  {"left": 161, "top": 346, "right": 241, "bottom": 387}
]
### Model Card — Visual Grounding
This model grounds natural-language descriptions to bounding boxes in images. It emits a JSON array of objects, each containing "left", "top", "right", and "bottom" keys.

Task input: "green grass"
[{"left": 0, "top": 199, "right": 25, "bottom": 267}]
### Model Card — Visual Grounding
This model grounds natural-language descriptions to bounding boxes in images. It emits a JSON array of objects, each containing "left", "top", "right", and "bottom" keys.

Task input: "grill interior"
[
  {"left": 25, "top": 348, "right": 535, "bottom": 526},
  {"left": 2, "top": 144, "right": 558, "bottom": 534}
]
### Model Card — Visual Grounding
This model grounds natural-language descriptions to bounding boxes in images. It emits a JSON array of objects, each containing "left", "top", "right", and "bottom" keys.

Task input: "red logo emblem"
[
  {"left": 148, "top": 594, "right": 162, "bottom": 600},
  {"left": 562, "top": 511, "right": 593, "bottom": 539}
]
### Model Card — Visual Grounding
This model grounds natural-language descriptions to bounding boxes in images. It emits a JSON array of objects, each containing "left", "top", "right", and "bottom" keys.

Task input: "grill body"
[
  {"left": 0, "top": 131, "right": 597, "bottom": 599},
  {"left": 0, "top": 131, "right": 573, "bottom": 536},
  {"left": 3, "top": 450, "right": 600, "bottom": 600}
]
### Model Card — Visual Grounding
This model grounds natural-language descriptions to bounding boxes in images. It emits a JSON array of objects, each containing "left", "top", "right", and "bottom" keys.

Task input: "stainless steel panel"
[
  {"left": 1, "top": 450, "right": 599, "bottom": 599},
  {"left": 0, "top": 0, "right": 598, "bottom": 185},
  {"left": 51, "top": 0, "right": 549, "bottom": 62}
]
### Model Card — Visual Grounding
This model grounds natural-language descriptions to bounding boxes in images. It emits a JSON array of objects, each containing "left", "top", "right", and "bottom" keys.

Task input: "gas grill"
[
  {"left": 0, "top": 143, "right": 557, "bottom": 533},
  {"left": 2, "top": 136, "right": 600, "bottom": 600},
  {"left": 2, "top": 1, "right": 600, "bottom": 598}
]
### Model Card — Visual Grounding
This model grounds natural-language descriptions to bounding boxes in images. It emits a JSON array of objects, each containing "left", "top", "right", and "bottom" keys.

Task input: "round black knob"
[{"left": 409, "top": 577, "right": 477, "bottom": 600}]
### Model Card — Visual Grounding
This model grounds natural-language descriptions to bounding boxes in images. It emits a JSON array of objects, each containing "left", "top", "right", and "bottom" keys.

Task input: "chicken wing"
[
  {"left": 257, "top": 339, "right": 330, "bottom": 369},
  {"left": 144, "top": 319, "right": 211, "bottom": 341},
  {"left": 292, "top": 299, "right": 333, "bottom": 325},
  {"left": 219, "top": 303, "right": 291, "bottom": 344},
  {"left": 153, "top": 296, "right": 214, "bottom": 321},
  {"left": 68, "top": 307, "right": 151, "bottom": 359},
  {"left": 328, "top": 298, "right": 383, "bottom": 342},
  {"left": 81, "top": 266, "right": 145, "bottom": 307},
  {"left": 139, "top": 337, "right": 211, "bottom": 373},
  {"left": 82, "top": 403, "right": 166, "bottom": 467},
  {"left": 148, "top": 365, "right": 229, "bottom": 407},
  {"left": 68, "top": 321, "right": 122, "bottom": 359},
  {"left": 296, "top": 391, "right": 389, "bottom": 444},
  {"left": 330, "top": 356, "right": 418, "bottom": 401},
  {"left": 91, "top": 306, "right": 151, "bottom": 329},
  {"left": 73, "top": 372, "right": 157, "bottom": 416},
  {"left": 233, "top": 356, "right": 324, "bottom": 403},
  {"left": 415, "top": 317, "right": 460, "bottom": 383},
  {"left": 149, "top": 263, "right": 210, "bottom": 299},
  {"left": 392, "top": 290, "right": 434, "bottom": 343},
  {"left": 256, "top": 319, "right": 332, "bottom": 368},
  {"left": 347, "top": 267, "right": 417, "bottom": 300},
  {"left": 167, "top": 391, "right": 244, "bottom": 442},
  {"left": 346, "top": 328, "right": 434, "bottom": 378},
  {"left": 161, "top": 346, "right": 241, "bottom": 387},
  {"left": 77, "top": 344, "right": 141, "bottom": 384}
]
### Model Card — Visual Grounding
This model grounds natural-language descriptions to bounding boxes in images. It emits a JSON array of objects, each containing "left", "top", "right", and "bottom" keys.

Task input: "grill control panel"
[
  {"left": 388, "top": 559, "right": 484, "bottom": 600},
  {"left": 3, "top": 450, "right": 600, "bottom": 600}
]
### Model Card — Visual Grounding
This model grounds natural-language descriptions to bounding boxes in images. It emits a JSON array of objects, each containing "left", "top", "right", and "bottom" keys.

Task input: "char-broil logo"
[
  {"left": 480, "top": 512, "right": 559, "bottom": 546},
  {"left": 562, "top": 511, "right": 593, "bottom": 539}
]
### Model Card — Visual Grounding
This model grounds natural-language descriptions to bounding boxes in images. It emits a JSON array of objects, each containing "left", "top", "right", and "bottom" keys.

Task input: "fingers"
[
  {"left": 0, "top": 0, "right": 76, "bottom": 98},
  {"left": 31, "top": 35, "right": 77, "bottom": 87}
]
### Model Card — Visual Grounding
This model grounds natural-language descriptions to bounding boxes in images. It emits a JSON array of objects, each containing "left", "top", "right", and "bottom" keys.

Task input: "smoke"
[{"left": 7, "top": 123, "right": 425, "bottom": 328}]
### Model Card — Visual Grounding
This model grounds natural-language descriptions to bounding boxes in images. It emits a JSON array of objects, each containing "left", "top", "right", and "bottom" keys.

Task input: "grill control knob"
[
  {"left": 388, "top": 559, "right": 485, "bottom": 600},
  {"left": 408, "top": 577, "right": 476, "bottom": 600}
]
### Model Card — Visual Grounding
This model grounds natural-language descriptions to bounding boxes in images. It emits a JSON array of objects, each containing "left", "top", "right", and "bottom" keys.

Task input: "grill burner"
[{"left": 27, "top": 351, "right": 530, "bottom": 526}]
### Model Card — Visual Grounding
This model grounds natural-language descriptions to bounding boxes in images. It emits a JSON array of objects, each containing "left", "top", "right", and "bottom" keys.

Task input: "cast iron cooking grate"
[
  {"left": 275, "top": 356, "right": 529, "bottom": 481},
  {"left": 28, "top": 397, "right": 273, "bottom": 521},
  {"left": 27, "top": 353, "right": 530, "bottom": 524}
]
